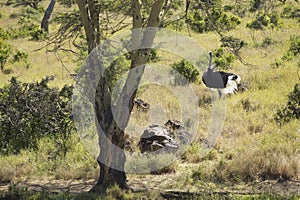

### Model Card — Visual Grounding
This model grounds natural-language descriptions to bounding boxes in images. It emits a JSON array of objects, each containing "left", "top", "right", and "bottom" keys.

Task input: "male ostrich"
[{"left": 202, "top": 51, "right": 241, "bottom": 97}]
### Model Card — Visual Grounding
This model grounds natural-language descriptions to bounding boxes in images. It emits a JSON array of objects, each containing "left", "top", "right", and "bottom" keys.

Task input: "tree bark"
[
  {"left": 76, "top": 0, "right": 100, "bottom": 53},
  {"left": 41, "top": 0, "right": 56, "bottom": 33},
  {"left": 76, "top": 0, "right": 165, "bottom": 195}
]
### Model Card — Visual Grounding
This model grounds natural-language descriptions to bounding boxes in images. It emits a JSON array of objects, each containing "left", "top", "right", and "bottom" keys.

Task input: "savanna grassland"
[{"left": 0, "top": 0, "right": 299, "bottom": 199}]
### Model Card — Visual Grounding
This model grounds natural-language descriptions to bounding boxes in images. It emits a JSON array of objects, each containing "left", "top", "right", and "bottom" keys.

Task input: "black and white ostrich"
[{"left": 202, "top": 51, "right": 241, "bottom": 97}]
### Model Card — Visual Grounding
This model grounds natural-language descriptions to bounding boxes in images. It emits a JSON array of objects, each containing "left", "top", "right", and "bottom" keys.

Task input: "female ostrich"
[{"left": 202, "top": 51, "right": 241, "bottom": 96}]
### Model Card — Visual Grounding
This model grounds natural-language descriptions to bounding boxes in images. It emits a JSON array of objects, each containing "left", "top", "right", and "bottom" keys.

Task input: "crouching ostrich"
[{"left": 202, "top": 51, "right": 241, "bottom": 97}]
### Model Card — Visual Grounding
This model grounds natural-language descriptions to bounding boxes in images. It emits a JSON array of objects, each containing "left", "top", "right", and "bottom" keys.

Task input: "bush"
[
  {"left": 282, "top": 35, "right": 300, "bottom": 61},
  {"left": 287, "top": 35, "right": 300, "bottom": 56},
  {"left": 275, "top": 84, "right": 300, "bottom": 125},
  {"left": 249, "top": 0, "right": 264, "bottom": 12},
  {"left": 0, "top": 76, "right": 74, "bottom": 155},
  {"left": 213, "top": 48, "right": 235, "bottom": 70},
  {"left": 261, "top": 37, "right": 274, "bottom": 47},
  {"left": 7, "top": 0, "right": 43, "bottom": 10},
  {"left": 0, "top": 39, "right": 12, "bottom": 71},
  {"left": 281, "top": 6, "right": 300, "bottom": 20},
  {"left": 13, "top": 50, "right": 30, "bottom": 67},
  {"left": 5, "top": 7, "right": 47, "bottom": 40},
  {"left": 0, "top": 27, "right": 11, "bottom": 40},
  {"left": 220, "top": 35, "right": 245, "bottom": 55},
  {"left": 247, "top": 13, "right": 281, "bottom": 30},
  {"left": 170, "top": 59, "right": 200, "bottom": 86},
  {"left": 187, "top": 0, "right": 241, "bottom": 33}
]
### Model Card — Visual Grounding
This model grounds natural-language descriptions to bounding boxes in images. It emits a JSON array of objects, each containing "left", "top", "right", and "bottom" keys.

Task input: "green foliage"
[
  {"left": 147, "top": 49, "right": 161, "bottom": 63},
  {"left": 287, "top": 35, "right": 300, "bottom": 56},
  {"left": 103, "top": 55, "right": 130, "bottom": 91},
  {"left": 0, "top": 27, "right": 11, "bottom": 40},
  {"left": 6, "top": 0, "right": 42, "bottom": 9},
  {"left": 0, "top": 76, "right": 74, "bottom": 155},
  {"left": 220, "top": 35, "right": 246, "bottom": 54},
  {"left": 13, "top": 50, "right": 30, "bottom": 67},
  {"left": 0, "top": 39, "right": 12, "bottom": 71},
  {"left": 171, "top": 59, "right": 200, "bottom": 85},
  {"left": 213, "top": 48, "right": 235, "bottom": 70},
  {"left": 57, "top": 0, "right": 75, "bottom": 8},
  {"left": 261, "top": 36, "right": 274, "bottom": 47},
  {"left": 281, "top": 6, "right": 300, "bottom": 19},
  {"left": 30, "top": 27, "right": 47, "bottom": 40},
  {"left": 275, "top": 84, "right": 300, "bottom": 125},
  {"left": 13, "top": 50, "right": 28, "bottom": 62},
  {"left": 282, "top": 35, "right": 300, "bottom": 60},
  {"left": 249, "top": 0, "right": 264, "bottom": 12},
  {"left": 247, "top": 13, "right": 281, "bottom": 30},
  {"left": 187, "top": 0, "right": 241, "bottom": 33},
  {"left": 18, "top": 6, "right": 42, "bottom": 21},
  {"left": 3, "top": 7, "right": 47, "bottom": 40},
  {"left": 7, "top": 24, "right": 47, "bottom": 40}
]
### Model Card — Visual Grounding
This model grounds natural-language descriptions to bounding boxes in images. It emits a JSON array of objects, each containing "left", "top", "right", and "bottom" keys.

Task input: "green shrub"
[
  {"left": 281, "top": 6, "right": 300, "bottom": 19},
  {"left": 5, "top": 7, "right": 46, "bottom": 40},
  {"left": 103, "top": 55, "right": 130, "bottom": 91},
  {"left": 0, "top": 76, "right": 74, "bottom": 155},
  {"left": 57, "top": 0, "right": 76, "bottom": 8},
  {"left": 282, "top": 35, "right": 300, "bottom": 61},
  {"left": 287, "top": 35, "right": 300, "bottom": 56},
  {"left": 187, "top": 0, "right": 241, "bottom": 33},
  {"left": 220, "top": 35, "right": 245, "bottom": 54},
  {"left": 275, "top": 84, "right": 300, "bottom": 125},
  {"left": 13, "top": 50, "right": 29, "bottom": 67},
  {"left": 0, "top": 39, "right": 12, "bottom": 71},
  {"left": 261, "top": 37, "right": 274, "bottom": 47},
  {"left": 170, "top": 59, "right": 200, "bottom": 86},
  {"left": 7, "top": 0, "right": 43, "bottom": 9},
  {"left": 0, "top": 27, "right": 11, "bottom": 40},
  {"left": 247, "top": 13, "right": 281, "bottom": 30},
  {"left": 213, "top": 48, "right": 235, "bottom": 70},
  {"left": 249, "top": 0, "right": 264, "bottom": 12},
  {"left": 29, "top": 27, "right": 47, "bottom": 41}
]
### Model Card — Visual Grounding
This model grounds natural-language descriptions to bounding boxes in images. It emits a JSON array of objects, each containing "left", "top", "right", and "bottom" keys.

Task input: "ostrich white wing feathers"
[{"left": 222, "top": 75, "right": 241, "bottom": 94}]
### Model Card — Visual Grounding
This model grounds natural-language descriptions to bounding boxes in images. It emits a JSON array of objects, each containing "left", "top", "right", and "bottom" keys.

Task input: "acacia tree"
[{"left": 75, "top": 0, "right": 176, "bottom": 194}]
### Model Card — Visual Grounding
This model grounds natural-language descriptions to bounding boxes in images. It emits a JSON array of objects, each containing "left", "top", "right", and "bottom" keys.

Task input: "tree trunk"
[
  {"left": 76, "top": 0, "right": 165, "bottom": 195},
  {"left": 41, "top": 0, "right": 56, "bottom": 33},
  {"left": 76, "top": 0, "right": 100, "bottom": 53}
]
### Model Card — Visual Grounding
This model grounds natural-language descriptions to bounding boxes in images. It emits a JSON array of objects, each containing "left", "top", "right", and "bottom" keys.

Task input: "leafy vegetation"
[
  {"left": 0, "top": 76, "right": 74, "bottom": 155},
  {"left": 170, "top": 59, "right": 200, "bottom": 85},
  {"left": 187, "top": 0, "right": 241, "bottom": 33},
  {"left": 212, "top": 47, "right": 235, "bottom": 70},
  {"left": 275, "top": 84, "right": 300, "bottom": 125},
  {"left": 0, "top": 39, "right": 11, "bottom": 71}
]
